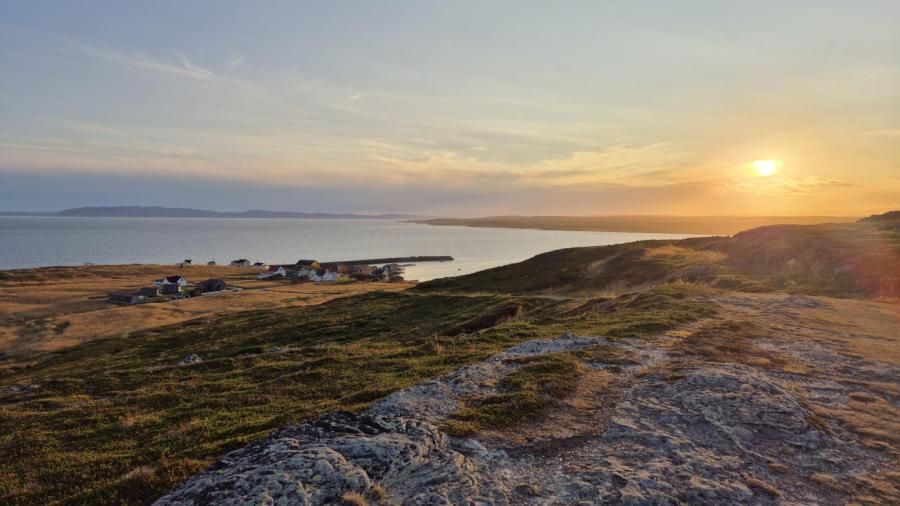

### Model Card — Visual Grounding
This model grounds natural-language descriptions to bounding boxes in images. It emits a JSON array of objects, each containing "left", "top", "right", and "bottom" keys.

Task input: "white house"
[
  {"left": 295, "top": 266, "right": 317, "bottom": 277},
  {"left": 310, "top": 269, "right": 339, "bottom": 282},
  {"left": 154, "top": 275, "right": 188, "bottom": 287},
  {"left": 257, "top": 265, "right": 287, "bottom": 279}
]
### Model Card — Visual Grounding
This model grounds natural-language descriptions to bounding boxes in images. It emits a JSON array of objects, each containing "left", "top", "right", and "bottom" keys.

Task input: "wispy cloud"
[
  {"left": 63, "top": 40, "right": 221, "bottom": 81},
  {"left": 734, "top": 176, "right": 855, "bottom": 195}
]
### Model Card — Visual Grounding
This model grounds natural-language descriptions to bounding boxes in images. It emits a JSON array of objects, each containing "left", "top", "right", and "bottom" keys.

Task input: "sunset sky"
[{"left": 1, "top": 1, "right": 898, "bottom": 215}]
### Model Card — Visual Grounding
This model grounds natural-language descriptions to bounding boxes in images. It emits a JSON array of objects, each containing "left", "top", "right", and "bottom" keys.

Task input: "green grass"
[
  {"left": 0, "top": 286, "right": 713, "bottom": 505},
  {"left": 441, "top": 352, "right": 581, "bottom": 436}
]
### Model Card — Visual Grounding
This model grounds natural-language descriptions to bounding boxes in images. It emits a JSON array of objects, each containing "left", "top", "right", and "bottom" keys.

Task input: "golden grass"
[
  {"left": 369, "top": 483, "right": 387, "bottom": 500},
  {"left": 811, "top": 472, "right": 845, "bottom": 491},
  {"left": 644, "top": 244, "right": 726, "bottom": 264},
  {"left": 799, "top": 297, "right": 900, "bottom": 364},
  {"left": 744, "top": 475, "right": 782, "bottom": 497},
  {"left": 123, "top": 466, "right": 156, "bottom": 482},
  {"left": 674, "top": 319, "right": 809, "bottom": 374},
  {"left": 0, "top": 264, "right": 411, "bottom": 356},
  {"left": 341, "top": 491, "right": 369, "bottom": 506}
]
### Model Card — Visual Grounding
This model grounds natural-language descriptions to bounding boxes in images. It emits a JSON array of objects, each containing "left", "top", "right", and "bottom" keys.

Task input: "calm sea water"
[{"left": 0, "top": 217, "right": 694, "bottom": 280}]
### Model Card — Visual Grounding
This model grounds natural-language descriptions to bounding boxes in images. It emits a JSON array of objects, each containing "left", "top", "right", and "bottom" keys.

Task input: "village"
[{"left": 105, "top": 256, "right": 419, "bottom": 305}]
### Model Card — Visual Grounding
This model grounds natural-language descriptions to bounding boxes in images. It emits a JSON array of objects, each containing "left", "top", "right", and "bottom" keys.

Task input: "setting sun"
[{"left": 752, "top": 160, "right": 779, "bottom": 177}]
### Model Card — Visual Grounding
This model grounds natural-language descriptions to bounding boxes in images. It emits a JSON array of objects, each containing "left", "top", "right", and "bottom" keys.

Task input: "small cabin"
[
  {"left": 230, "top": 259, "right": 252, "bottom": 267},
  {"left": 161, "top": 284, "right": 182, "bottom": 295},
  {"left": 137, "top": 287, "right": 160, "bottom": 298},
  {"left": 198, "top": 278, "right": 227, "bottom": 293},
  {"left": 108, "top": 292, "right": 144, "bottom": 305}
]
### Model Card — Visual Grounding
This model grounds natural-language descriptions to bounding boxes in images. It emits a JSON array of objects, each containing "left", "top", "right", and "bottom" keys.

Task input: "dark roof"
[
  {"left": 165, "top": 275, "right": 185, "bottom": 282},
  {"left": 295, "top": 259, "right": 318, "bottom": 266},
  {"left": 199, "top": 278, "right": 227, "bottom": 291}
]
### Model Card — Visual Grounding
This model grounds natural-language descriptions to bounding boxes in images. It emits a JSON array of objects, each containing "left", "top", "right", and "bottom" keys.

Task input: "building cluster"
[
  {"left": 228, "top": 259, "right": 267, "bottom": 268},
  {"left": 107, "top": 276, "right": 234, "bottom": 305},
  {"left": 255, "top": 259, "right": 405, "bottom": 283}
]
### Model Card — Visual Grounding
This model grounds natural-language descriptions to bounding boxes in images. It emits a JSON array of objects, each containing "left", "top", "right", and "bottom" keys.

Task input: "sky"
[{"left": 1, "top": 1, "right": 898, "bottom": 216}]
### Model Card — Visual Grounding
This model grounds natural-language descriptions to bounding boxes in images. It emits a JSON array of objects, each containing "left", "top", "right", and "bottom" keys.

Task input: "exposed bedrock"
[{"left": 156, "top": 332, "right": 888, "bottom": 505}]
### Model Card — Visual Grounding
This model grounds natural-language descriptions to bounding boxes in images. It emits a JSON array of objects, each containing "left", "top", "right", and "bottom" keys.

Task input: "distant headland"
[{"left": 0, "top": 206, "right": 424, "bottom": 220}]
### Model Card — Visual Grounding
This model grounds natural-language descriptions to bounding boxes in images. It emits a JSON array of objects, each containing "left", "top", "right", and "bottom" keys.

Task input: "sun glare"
[{"left": 751, "top": 159, "right": 779, "bottom": 177}]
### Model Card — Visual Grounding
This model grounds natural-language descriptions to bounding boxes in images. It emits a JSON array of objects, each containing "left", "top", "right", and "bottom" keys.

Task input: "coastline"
[{"left": 413, "top": 215, "right": 859, "bottom": 236}]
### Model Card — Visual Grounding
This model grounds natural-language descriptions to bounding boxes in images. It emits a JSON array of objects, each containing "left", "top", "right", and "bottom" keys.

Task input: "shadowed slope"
[{"left": 418, "top": 212, "right": 900, "bottom": 297}]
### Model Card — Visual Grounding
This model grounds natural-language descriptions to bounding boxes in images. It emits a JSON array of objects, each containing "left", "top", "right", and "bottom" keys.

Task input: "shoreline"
[{"left": 413, "top": 215, "right": 859, "bottom": 236}]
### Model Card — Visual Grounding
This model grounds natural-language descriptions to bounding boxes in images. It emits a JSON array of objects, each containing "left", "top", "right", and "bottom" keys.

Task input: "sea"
[{"left": 0, "top": 217, "right": 695, "bottom": 281}]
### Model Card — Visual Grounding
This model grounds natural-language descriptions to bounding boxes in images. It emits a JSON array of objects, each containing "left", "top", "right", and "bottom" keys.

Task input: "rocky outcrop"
[
  {"left": 155, "top": 412, "right": 512, "bottom": 505},
  {"left": 368, "top": 335, "right": 612, "bottom": 423},
  {"left": 157, "top": 300, "right": 898, "bottom": 505},
  {"left": 522, "top": 364, "right": 855, "bottom": 504}
]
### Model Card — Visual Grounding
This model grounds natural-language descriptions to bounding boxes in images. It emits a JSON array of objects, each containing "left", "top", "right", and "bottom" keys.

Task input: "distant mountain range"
[{"left": 0, "top": 206, "right": 424, "bottom": 220}]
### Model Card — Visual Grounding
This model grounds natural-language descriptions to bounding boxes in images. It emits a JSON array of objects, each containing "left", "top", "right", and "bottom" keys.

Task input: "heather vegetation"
[
  {"left": 0, "top": 286, "right": 712, "bottom": 504},
  {"left": 1, "top": 212, "right": 897, "bottom": 504}
]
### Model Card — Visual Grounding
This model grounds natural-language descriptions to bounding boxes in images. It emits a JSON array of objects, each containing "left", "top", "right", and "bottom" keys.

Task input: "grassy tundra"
[{"left": 0, "top": 212, "right": 897, "bottom": 504}]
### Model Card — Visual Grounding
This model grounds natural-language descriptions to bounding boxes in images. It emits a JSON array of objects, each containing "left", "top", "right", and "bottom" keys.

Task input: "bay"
[{"left": 0, "top": 217, "right": 695, "bottom": 280}]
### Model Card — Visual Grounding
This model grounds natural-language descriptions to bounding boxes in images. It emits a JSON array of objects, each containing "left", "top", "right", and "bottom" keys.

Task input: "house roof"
[
  {"left": 295, "top": 259, "right": 318, "bottom": 266},
  {"left": 267, "top": 265, "right": 285, "bottom": 272},
  {"left": 165, "top": 275, "right": 185, "bottom": 282}
]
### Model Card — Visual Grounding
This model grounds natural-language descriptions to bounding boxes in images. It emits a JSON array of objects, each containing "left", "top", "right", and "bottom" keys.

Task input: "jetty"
[{"left": 328, "top": 255, "right": 453, "bottom": 265}]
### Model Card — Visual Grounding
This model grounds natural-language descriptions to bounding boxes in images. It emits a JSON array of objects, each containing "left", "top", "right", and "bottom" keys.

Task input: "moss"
[{"left": 441, "top": 353, "right": 581, "bottom": 436}]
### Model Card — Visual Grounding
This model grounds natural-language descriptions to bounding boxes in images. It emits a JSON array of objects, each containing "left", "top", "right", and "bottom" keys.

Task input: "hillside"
[
  {"left": 1, "top": 213, "right": 898, "bottom": 505},
  {"left": 419, "top": 212, "right": 900, "bottom": 297}
]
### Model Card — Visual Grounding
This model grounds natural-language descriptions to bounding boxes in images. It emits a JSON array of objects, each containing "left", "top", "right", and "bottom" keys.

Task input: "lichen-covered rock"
[
  {"left": 506, "top": 364, "right": 858, "bottom": 504},
  {"left": 154, "top": 412, "right": 511, "bottom": 505},
  {"left": 158, "top": 322, "right": 893, "bottom": 506}
]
